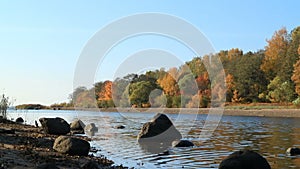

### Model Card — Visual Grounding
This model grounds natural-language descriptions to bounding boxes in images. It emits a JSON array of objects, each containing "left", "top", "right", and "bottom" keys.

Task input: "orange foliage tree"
[{"left": 97, "top": 80, "right": 112, "bottom": 101}]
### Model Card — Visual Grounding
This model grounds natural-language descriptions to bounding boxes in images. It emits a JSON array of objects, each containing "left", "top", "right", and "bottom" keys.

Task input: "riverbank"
[
  {"left": 0, "top": 118, "right": 128, "bottom": 169},
  {"left": 94, "top": 107, "right": 300, "bottom": 118}
]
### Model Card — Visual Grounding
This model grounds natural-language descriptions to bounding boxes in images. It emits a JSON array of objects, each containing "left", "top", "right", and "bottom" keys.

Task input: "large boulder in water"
[
  {"left": 219, "top": 150, "right": 271, "bottom": 169},
  {"left": 70, "top": 119, "right": 85, "bottom": 134},
  {"left": 39, "top": 117, "right": 70, "bottom": 135},
  {"left": 286, "top": 147, "right": 300, "bottom": 156},
  {"left": 137, "top": 113, "right": 182, "bottom": 143},
  {"left": 53, "top": 136, "right": 90, "bottom": 156}
]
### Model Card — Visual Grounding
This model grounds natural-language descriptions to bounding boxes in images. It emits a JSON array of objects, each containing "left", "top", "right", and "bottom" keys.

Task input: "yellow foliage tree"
[
  {"left": 261, "top": 27, "right": 289, "bottom": 80},
  {"left": 157, "top": 72, "right": 179, "bottom": 96}
]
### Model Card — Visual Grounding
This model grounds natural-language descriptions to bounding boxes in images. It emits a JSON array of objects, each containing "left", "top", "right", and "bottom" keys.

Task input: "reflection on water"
[{"left": 7, "top": 110, "right": 300, "bottom": 169}]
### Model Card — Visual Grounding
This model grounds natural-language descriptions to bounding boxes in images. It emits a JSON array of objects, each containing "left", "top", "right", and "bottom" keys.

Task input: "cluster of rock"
[
  {"left": 38, "top": 117, "right": 98, "bottom": 157},
  {"left": 37, "top": 114, "right": 300, "bottom": 169}
]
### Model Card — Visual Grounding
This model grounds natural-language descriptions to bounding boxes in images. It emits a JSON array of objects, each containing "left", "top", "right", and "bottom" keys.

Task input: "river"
[{"left": 7, "top": 109, "right": 300, "bottom": 169}]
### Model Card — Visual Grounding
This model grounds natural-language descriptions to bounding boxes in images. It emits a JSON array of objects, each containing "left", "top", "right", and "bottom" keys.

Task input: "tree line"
[{"left": 69, "top": 26, "right": 300, "bottom": 108}]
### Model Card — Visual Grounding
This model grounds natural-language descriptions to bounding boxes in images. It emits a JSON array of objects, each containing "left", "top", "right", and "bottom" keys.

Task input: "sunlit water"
[{"left": 7, "top": 109, "right": 300, "bottom": 169}]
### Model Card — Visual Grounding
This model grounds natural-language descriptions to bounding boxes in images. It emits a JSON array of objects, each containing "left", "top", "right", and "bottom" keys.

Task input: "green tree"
[
  {"left": 186, "top": 57, "right": 207, "bottom": 77},
  {"left": 128, "top": 81, "right": 159, "bottom": 107},
  {"left": 267, "top": 76, "right": 295, "bottom": 103},
  {"left": 234, "top": 52, "right": 268, "bottom": 102}
]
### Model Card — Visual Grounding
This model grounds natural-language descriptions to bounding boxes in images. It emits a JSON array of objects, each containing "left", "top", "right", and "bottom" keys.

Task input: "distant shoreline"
[
  {"left": 72, "top": 107, "right": 300, "bottom": 118},
  {"left": 14, "top": 107, "right": 300, "bottom": 118}
]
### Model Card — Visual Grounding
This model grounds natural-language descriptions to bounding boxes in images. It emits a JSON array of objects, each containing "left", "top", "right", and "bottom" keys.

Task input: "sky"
[{"left": 0, "top": 0, "right": 299, "bottom": 105}]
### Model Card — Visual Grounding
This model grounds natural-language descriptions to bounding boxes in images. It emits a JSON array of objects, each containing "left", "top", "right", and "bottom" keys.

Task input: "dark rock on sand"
[
  {"left": 53, "top": 136, "right": 90, "bottom": 156},
  {"left": 137, "top": 113, "right": 182, "bottom": 142},
  {"left": 15, "top": 117, "right": 24, "bottom": 123},
  {"left": 39, "top": 117, "right": 70, "bottom": 135},
  {"left": 219, "top": 150, "right": 271, "bottom": 169},
  {"left": 0, "top": 128, "right": 15, "bottom": 134},
  {"left": 70, "top": 119, "right": 85, "bottom": 134},
  {"left": 286, "top": 147, "right": 300, "bottom": 156},
  {"left": 35, "top": 163, "right": 59, "bottom": 169},
  {"left": 81, "top": 161, "right": 99, "bottom": 169},
  {"left": 172, "top": 140, "right": 194, "bottom": 147}
]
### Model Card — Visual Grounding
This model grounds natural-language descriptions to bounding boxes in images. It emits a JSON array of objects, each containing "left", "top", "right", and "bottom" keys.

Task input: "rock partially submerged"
[
  {"left": 137, "top": 113, "right": 182, "bottom": 142},
  {"left": 39, "top": 117, "right": 70, "bottom": 135},
  {"left": 137, "top": 113, "right": 182, "bottom": 154},
  {"left": 53, "top": 136, "right": 90, "bottom": 156},
  {"left": 85, "top": 123, "right": 98, "bottom": 132},
  {"left": 219, "top": 150, "right": 271, "bottom": 169},
  {"left": 115, "top": 125, "right": 125, "bottom": 129},
  {"left": 172, "top": 140, "right": 194, "bottom": 147},
  {"left": 286, "top": 147, "right": 300, "bottom": 156}
]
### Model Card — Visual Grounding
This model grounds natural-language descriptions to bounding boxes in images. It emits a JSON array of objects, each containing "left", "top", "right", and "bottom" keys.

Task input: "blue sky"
[{"left": 0, "top": 0, "right": 299, "bottom": 105}]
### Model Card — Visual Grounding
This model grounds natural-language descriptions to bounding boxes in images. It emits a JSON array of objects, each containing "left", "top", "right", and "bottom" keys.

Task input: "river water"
[{"left": 7, "top": 109, "right": 300, "bottom": 169}]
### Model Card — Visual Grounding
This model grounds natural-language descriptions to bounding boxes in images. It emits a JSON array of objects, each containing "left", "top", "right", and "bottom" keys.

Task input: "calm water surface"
[{"left": 7, "top": 110, "right": 300, "bottom": 169}]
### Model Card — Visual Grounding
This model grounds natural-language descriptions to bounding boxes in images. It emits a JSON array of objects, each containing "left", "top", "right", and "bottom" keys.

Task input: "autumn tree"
[
  {"left": 186, "top": 57, "right": 207, "bottom": 77},
  {"left": 291, "top": 45, "right": 300, "bottom": 95},
  {"left": 227, "top": 48, "right": 243, "bottom": 60},
  {"left": 157, "top": 72, "right": 179, "bottom": 96},
  {"left": 96, "top": 80, "right": 114, "bottom": 108},
  {"left": 261, "top": 28, "right": 289, "bottom": 80},
  {"left": 225, "top": 73, "right": 235, "bottom": 102},
  {"left": 280, "top": 27, "right": 300, "bottom": 82},
  {"left": 74, "top": 88, "right": 97, "bottom": 108},
  {"left": 96, "top": 81, "right": 112, "bottom": 101}
]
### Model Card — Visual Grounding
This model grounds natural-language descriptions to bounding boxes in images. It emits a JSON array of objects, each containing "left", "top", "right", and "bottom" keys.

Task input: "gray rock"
[
  {"left": 53, "top": 136, "right": 90, "bottom": 156},
  {"left": 286, "top": 147, "right": 300, "bottom": 156},
  {"left": 219, "top": 150, "right": 271, "bottom": 169},
  {"left": 84, "top": 123, "right": 98, "bottom": 132},
  {"left": 70, "top": 119, "right": 85, "bottom": 134},
  {"left": 172, "top": 140, "right": 194, "bottom": 147},
  {"left": 39, "top": 117, "right": 70, "bottom": 135},
  {"left": 137, "top": 113, "right": 182, "bottom": 143}
]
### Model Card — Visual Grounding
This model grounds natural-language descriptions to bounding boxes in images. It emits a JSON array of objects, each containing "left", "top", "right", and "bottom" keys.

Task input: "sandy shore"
[
  {"left": 93, "top": 107, "right": 300, "bottom": 118},
  {"left": 0, "top": 118, "right": 128, "bottom": 169}
]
